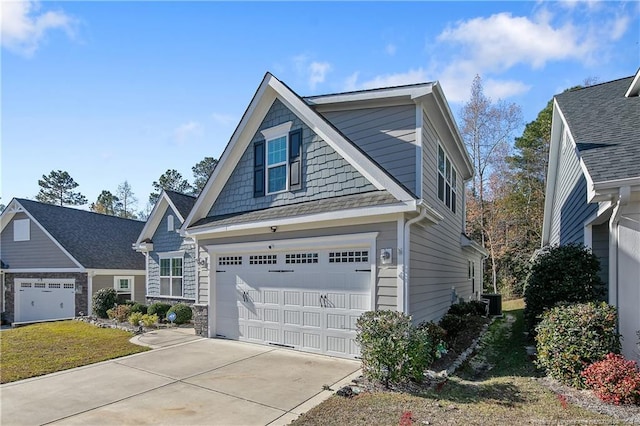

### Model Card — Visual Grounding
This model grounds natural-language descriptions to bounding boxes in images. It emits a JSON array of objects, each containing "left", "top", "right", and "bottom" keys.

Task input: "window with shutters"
[
  {"left": 437, "top": 145, "right": 457, "bottom": 213},
  {"left": 254, "top": 121, "right": 303, "bottom": 196}
]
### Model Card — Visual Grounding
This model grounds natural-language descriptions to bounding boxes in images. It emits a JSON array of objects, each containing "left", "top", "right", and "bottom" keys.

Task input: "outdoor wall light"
[{"left": 270, "top": 226, "right": 277, "bottom": 232}]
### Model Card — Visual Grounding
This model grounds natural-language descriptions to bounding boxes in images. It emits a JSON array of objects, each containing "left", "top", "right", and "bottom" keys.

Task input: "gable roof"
[
  {"left": 134, "top": 190, "right": 196, "bottom": 247},
  {"left": 555, "top": 75, "right": 639, "bottom": 184},
  {"left": 3, "top": 199, "right": 145, "bottom": 270}
]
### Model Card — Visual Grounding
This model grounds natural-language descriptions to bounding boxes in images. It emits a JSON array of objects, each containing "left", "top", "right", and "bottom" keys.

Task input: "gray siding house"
[
  {"left": 178, "top": 73, "right": 485, "bottom": 359},
  {"left": 0, "top": 198, "right": 146, "bottom": 324},
  {"left": 542, "top": 70, "right": 640, "bottom": 360},
  {"left": 133, "top": 190, "right": 197, "bottom": 304}
]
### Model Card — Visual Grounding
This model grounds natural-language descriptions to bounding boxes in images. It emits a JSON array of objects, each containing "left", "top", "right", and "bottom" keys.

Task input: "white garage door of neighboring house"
[
  {"left": 213, "top": 237, "right": 375, "bottom": 359},
  {"left": 15, "top": 278, "right": 76, "bottom": 324}
]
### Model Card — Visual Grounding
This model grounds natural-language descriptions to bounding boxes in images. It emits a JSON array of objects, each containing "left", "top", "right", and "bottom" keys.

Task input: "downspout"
[
  {"left": 87, "top": 270, "right": 94, "bottom": 316},
  {"left": 402, "top": 202, "right": 428, "bottom": 315},
  {"left": 608, "top": 186, "right": 631, "bottom": 317}
]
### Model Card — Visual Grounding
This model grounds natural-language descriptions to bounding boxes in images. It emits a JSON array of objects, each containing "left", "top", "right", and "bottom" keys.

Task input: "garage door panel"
[
  {"left": 215, "top": 245, "right": 372, "bottom": 359},
  {"left": 16, "top": 279, "right": 75, "bottom": 323}
]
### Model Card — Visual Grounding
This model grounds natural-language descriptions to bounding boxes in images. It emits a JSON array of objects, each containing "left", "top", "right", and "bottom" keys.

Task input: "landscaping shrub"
[
  {"left": 447, "top": 300, "right": 487, "bottom": 317},
  {"left": 147, "top": 302, "right": 171, "bottom": 319},
  {"left": 166, "top": 303, "right": 193, "bottom": 324},
  {"left": 92, "top": 288, "right": 118, "bottom": 318},
  {"left": 128, "top": 312, "right": 144, "bottom": 326},
  {"left": 439, "top": 313, "right": 467, "bottom": 340},
  {"left": 356, "top": 310, "right": 435, "bottom": 387},
  {"left": 523, "top": 244, "right": 604, "bottom": 334},
  {"left": 106, "top": 305, "right": 131, "bottom": 323},
  {"left": 129, "top": 303, "right": 147, "bottom": 315},
  {"left": 535, "top": 302, "right": 621, "bottom": 388},
  {"left": 141, "top": 314, "right": 159, "bottom": 327},
  {"left": 582, "top": 353, "right": 640, "bottom": 405}
]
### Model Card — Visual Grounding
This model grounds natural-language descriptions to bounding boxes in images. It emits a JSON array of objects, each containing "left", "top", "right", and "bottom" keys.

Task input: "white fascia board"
[
  {"left": 2, "top": 200, "right": 84, "bottom": 269},
  {"left": 183, "top": 74, "right": 274, "bottom": 229},
  {"left": 206, "top": 232, "right": 379, "bottom": 254},
  {"left": 415, "top": 104, "right": 423, "bottom": 198},
  {"left": 87, "top": 269, "right": 145, "bottom": 276},
  {"left": 5, "top": 268, "right": 85, "bottom": 273},
  {"left": 624, "top": 69, "right": 640, "bottom": 97},
  {"left": 186, "top": 201, "right": 417, "bottom": 237},
  {"left": 305, "top": 85, "right": 432, "bottom": 105},
  {"left": 541, "top": 101, "right": 564, "bottom": 246},
  {"left": 0, "top": 198, "right": 21, "bottom": 233},
  {"left": 134, "top": 195, "right": 169, "bottom": 247},
  {"left": 593, "top": 177, "right": 640, "bottom": 192},
  {"left": 269, "top": 76, "right": 414, "bottom": 202}
]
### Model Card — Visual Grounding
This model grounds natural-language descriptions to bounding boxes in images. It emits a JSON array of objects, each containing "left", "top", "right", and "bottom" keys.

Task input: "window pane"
[
  {"left": 438, "top": 147, "right": 445, "bottom": 173},
  {"left": 160, "top": 259, "right": 170, "bottom": 276},
  {"left": 438, "top": 174, "right": 445, "bottom": 201},
  {"left": 268, "top": 164, "right": 286, "bottom": 193},
  {"left": 172, "top": 258, "right": 183, "bottom": 276},
  {"left": 446, "top": 158, "right": 451, "bottom": 181},
  {"left": 451, "top": 191, "right": 456, "bottom": 213},
  {"left": 160, "top": 278, "right": 170, "bottom": 295},
  {"left": 119, "top": 279, "right": 129, "bottom": 290},
  {"left": 267, "top": 136, "right": 287, "bottom": 165},
  {"left": 451, "top": 169, "right": 457, "bottom": 190},
  {"left": 445, "top": 182, "right": 451, "bottom": 208},
  {"left": 172, "top": 278, "right": 183, "bottom": 297}
]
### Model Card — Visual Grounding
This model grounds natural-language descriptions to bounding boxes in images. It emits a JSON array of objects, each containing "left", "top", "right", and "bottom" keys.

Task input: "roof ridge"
[
  {"left": 303, "top": 81, "right": 434, "bottom": 99},
  {"left": 556, "top": 74, "right": 634, "bottom": 97},
  {"left": 164, "top": 189, "right": 197, "bottom": 199},
  {"left": 16, "top": 198, "right": 144, "bottom": 223}
]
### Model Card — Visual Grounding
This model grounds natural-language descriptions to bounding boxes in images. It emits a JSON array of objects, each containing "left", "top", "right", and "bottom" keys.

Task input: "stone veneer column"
[{"left": 193, "top": 304, "right": 208, "bottom": 337}]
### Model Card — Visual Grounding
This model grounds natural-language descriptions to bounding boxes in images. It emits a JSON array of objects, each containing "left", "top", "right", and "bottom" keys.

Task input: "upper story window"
[
  {"left": 159, "top": 254, "right": 183, "bottom": 297},
  {"left": 438, "top": 146, "right": 457, "bottom": 213},
  {"left": 254, "top": 121, "right": 302, "bottom": 197},
  {"left": 167, "top": 215, "right": 174, "bottom": 232},
  {"left": 13, "top": 219, "right": 30, "bottom": 241}
]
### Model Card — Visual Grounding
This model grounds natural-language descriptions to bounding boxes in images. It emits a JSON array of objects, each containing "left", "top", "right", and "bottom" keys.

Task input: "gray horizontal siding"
[
  {"left": 549, "top": 134, "right": 597, "bottom": 245},
  {"left": 208, "top": 99, "right": 376, "bottom": 218},
  {"left": 198, "top": 222, "right": 398, "bottom": 311},
  {"left": 1, "top": 213, "right": 78, "bottom": 269},
  {"left": 148, "top": 207, "right": 197, "bottom": 300},
  {"left": 323, "top": 105, "right": 416, "bottom": 194}
]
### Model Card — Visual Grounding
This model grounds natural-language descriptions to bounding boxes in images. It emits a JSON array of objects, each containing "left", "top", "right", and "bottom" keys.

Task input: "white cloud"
[
  {"left": 608, "top": 15, "right": 630, "bottom": 41},
  {"left": 308, "top": 61, "right": 331, "bottom": 90},
  {"left": 343, "top": 72, "right": 360, "bottom": 92},
  {"left": 358, "top": 68, "right": 428, "bottom": 90},
  {"left": 211, "top": 113, "right": 236, "bottom": 126},
  {"left": 1, "top": 0, "right": 76, "bottom": 57},
  {"left": 484, "top": 79, "right": 532, "bottom": 100},
  {"left": 385, "top": 43, "right": 397, "bottom": 56},
  {"left": 173, "top": 121, "right": 202, "bottom": 145}
]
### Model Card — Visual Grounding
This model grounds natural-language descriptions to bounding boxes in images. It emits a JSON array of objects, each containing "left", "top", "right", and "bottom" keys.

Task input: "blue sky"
[{"left": 2, "top": 1, "right": 638, "bottom": 213}]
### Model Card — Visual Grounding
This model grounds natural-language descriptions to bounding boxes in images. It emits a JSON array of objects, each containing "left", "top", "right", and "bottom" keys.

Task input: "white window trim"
[
  {"left": 114, "top": 276, "right": 133, "bottom": 293},
  {"left": 158, "top": 252, "right": 184, "bottom": 298},
  {"left": 13, "top": 219, "right": 30, "bottom": 242},
  {"left": 437, "top": 144, "right": 457, "bottom": 213},
  {"left": 167, "top": 215, "right": 174, "bottom": 232},
  {"left": 261, "top": 121, "right": 292, "bottom": 195}
]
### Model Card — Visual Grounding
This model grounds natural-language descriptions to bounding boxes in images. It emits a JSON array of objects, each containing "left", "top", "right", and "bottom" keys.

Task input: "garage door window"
[
  {"left": 285, "top": 253, "right": 318, "bottom": 264},
  {"left": 160, "top": 257, "right": 183, "bottom": 297},
  {"left": 329, "top": 250, "right": 369, "bottom": 263},
  {"left": 249, "top": 254, "right": 277, "bottom": 265}
]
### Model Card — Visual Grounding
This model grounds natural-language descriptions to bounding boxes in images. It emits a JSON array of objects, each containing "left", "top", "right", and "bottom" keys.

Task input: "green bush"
[
  {"left": 535, "top": 302, "right": 621, "bottom": 388},
  {"left": 92, "top": 288, "right": 118, "bottom": 318},
  {"left": 356, "top": 310, "right": 435, "bottom": 387},
  {"left": 524, "top": 244, "right": 604, "bottom": 334},
  {"left": 439, "top": 313, "right": 467, "bottom": 340},
  {"left": 447, "top": 300, "right": 487, "bottom": 317},
  {"left": 141, "top": 314, "right": 159, "bottom": 327},
  {"left": 128, "top": 311, "right": 144, "bottom": 326},
  {"left": 166, "top": 303, "right": 193, "bottom": 324},
  {"left": 147, "top": 302, "right": 171, "bottom": 319},
  {"left": 129, "top": 303, "right": 147, "bottom": 315},
  {"left": 106, "top": 304, "right": 131, "bottom": 322}
]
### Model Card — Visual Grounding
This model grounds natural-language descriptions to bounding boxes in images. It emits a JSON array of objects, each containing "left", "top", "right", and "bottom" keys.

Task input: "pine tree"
[{"left": 35, "top": 170, "right": 87, "bottom": 206}]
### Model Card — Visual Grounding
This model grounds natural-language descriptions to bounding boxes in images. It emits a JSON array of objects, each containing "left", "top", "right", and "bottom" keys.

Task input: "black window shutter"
[
  {"left": 289, "top": 129, "right": 302, "bottom": 191},
  {"left": 254, "top": 140, "right": 265, "bottom": 197}
]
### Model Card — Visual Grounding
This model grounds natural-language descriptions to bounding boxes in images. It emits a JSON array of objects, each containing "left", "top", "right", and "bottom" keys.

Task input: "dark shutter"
[
  {"left": 254, "top": 139, "right": 265, "bottom": 197},
  {"left": 289, "top": 129, "right": 302, "bottom": 191}
]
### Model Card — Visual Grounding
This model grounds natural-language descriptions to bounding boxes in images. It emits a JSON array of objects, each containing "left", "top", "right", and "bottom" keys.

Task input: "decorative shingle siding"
[
  {"left": 148, "top": 207, "right": 196, "bottom": 300},
  {"left": 208, "top": 99, "right": 376, "bottom": 217},
  {"left": 322, "top": 105, "right": 417, "bottom": 195}
]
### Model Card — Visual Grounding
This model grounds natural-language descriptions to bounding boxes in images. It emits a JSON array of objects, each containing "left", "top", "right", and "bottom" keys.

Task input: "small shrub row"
[
  {"left": 356, "top": 310, "right": 437, "bottom": 387},
  {"left": 438, "top": 300, "right": 488, "bottom": 341},
  {"left": 581, "top": 353, "right": 640, "bottom": 405},
  {"left": 129, "top": 312, "right": 159, "bottom": 327},
  {"left": 535, "top": 302, "right": 621, "bottom": 388}
]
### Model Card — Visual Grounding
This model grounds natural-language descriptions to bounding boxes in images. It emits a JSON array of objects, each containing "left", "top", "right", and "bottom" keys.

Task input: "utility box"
[{"left": 481, "top": 293, "right": 502, "bottom": 316}]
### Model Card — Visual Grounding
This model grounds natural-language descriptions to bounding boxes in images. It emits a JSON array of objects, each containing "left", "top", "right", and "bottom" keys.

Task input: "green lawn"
[
  {"left": 293, "top": 299, "right": 622, "bottom": 425},
  {"left": 0, "top": 320, "right": 149, "bottom": 383}
]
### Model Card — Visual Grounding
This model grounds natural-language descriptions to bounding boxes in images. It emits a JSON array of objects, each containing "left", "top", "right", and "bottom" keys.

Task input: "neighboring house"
[
  {"left": 176, "top": 73, "right": 486, "bottom": 359},
  {"left": 542, "top": 70, "right": 640, "bottom": 361},
  {"left": 133, "top": 190, "right": 197, "bottom": 304},
  {"left": 0, "top": 198, "right": 146, "bottom": 324}
]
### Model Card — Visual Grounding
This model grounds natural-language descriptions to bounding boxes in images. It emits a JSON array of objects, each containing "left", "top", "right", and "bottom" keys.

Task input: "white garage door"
[
  {"left": 15, "top": 278, "right": 76, "bottom": 324},
  {"left": 215, "top": 247, "right": 372, "bottom": 358}
]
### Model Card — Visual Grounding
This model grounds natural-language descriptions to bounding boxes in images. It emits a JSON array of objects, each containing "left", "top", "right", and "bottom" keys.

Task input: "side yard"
[
  {"left": 0, "top": 320, "right": 148, "bottom": 383},
  {"left": 292, "top": 300, "right": 627, "bottom": 425}
]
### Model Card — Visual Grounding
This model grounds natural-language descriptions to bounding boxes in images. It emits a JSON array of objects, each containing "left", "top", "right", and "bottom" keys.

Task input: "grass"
[
  {"left": 0, "top": 320, "right": 149, "bottom": 383},
  {"left": 293, "top": 299, "right": 623, "bottom": 425}
]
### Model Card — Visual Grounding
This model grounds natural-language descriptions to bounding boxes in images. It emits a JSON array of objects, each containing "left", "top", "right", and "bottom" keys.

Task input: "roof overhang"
[
  {"left": 133, "top": 190, "right": 184, "bottom": 248},
  {"left": 461, "top": 234, "right": 489, "bottom": 257},
  {"left": 588, "top": 177, "right": 640, "bottom": 203}
]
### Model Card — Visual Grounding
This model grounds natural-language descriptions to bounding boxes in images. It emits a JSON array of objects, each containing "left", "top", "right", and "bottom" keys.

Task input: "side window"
[
  {"left": 254, "top": 121, "right": 302, "bottom": 197},
  {"left": 13, "top": 219, "right": 30, "bottom": 241},
  {"left": 167, "top": 215, "right": 174, "bottom": 232},
  {"left": 437, "top": 145, "right": 457, "bottom": 213}
]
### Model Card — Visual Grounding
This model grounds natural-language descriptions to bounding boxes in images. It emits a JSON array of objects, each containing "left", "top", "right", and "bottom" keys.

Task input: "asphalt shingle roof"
[
  {"left": 164, "top": 190, "right": 196, "bottom": 219},
  {"left": 190, "top": 190, "right": 400, "bottom": 228},
  {"left": 555, "top": 76, "right": 640, "bottom": 183},
  {"left": 16, "top": 199, "right": 145, "bottom": 270}
]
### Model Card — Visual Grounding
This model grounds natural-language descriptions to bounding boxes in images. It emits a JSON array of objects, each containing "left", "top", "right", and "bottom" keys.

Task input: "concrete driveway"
[{"left": 1, "top": 329, "right": 360, "bottom": 425}]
